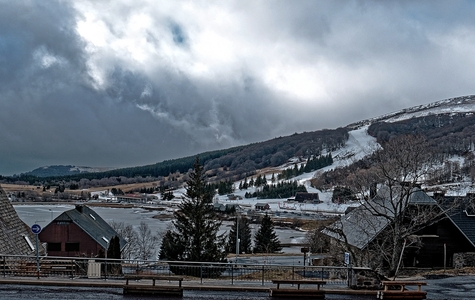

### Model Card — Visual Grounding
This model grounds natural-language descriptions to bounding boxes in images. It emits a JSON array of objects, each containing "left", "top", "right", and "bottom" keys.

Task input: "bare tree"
[
  {"left": 326, "top": 135, "right": 458, "bottom": 276},
  {"left": 109, "top": 221, "right": 139, "bottom": 260},
  {"left": 136, "top": 221, "right": 160, "bottom": 260}
]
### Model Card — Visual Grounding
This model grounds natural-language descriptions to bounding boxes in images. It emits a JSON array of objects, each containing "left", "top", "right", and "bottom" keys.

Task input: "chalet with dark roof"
[
  {"left": 39, "top": 205, "right": 126, "bottom": 257},
  {"left": 324, "top": 187, "right": 475, "bottom": 269}
]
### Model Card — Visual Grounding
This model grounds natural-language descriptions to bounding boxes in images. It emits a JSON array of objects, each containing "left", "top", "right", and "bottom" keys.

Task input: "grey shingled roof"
[
  {"left": 49, "top": 205, "right": 127, "bottom": 250},
  {"left": 445, "top": 198, "right": 475, "bottom": 248},
  {"left": 0, "top": 185, "right": 46, "bottom": 255},
  {"left": 324, "top": 198, "right": 390, "bottom": 250},
  {"left": 324, "top": 187, "right": 437, "bottom": 250}
]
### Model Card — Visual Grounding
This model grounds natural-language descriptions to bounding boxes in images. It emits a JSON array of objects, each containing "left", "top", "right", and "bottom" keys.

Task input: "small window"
[
  {"left": 23, "top": 235, "right": 35, "bottom": 251},
  {"left": 65, "top": 242, "right": 79, "bottom": 252},
  {"left": 47, "top": 243, "right": 61, "bottom": 252}
]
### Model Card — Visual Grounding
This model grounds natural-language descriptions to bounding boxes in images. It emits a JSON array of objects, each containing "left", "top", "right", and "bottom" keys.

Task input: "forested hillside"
[
  {"left": 312, "top": 112, "right": 475, "bottom": 191},
  {"left": 3, "top": 96, "right": 475, "bottom": 194},
  {"left": 2, "top": 128, "right": 349, "bottom": 188}
]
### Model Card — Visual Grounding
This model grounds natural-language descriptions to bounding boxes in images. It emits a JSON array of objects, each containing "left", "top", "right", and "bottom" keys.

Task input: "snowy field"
[{"left": 205, "top": 126, "right": 378, "bottom": 216}]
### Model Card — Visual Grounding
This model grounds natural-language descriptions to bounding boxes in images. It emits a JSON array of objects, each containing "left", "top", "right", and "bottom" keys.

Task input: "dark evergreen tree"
[
  {"left": 255, "top": 175, "right": 262, "bottom": 187},
  {"left": 216, "top": 179, "right": 233, "bottom": 195},
  {"left": 159, "top": 157, "right": 227, "bottom": 266},
  {"left": 226, "top": 216, "right": 252, "bottom": 254},
  {"left": 331, "top": 186, "right": 356, "bottom": 203},
  {"left": 253, "top": 213, "right": 282, "bottom": 253},
  {"left": 107, "top": 235, "right": 121, "bottom": 259},
  {"left": 106, "top": 235, "right": 122, "bottom": 274},
  {"left": 161, "top": 190, "right": 175, "bottom": 200},
  {"left": 242, "top": 177, "right": 248, "bottom": 189},
  {"left": 159, "top": 230, "right": 183, "bottom": 260}
]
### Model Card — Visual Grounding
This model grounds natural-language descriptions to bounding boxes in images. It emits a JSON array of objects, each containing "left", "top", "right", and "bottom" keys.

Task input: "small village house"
[
  {"left": 39, "top": 205, "right": 127, "bottom": 257},
  {"left": 323, "top": 187, "right": 475, "bottom": 271},
  {"left": 255, "top": 202, "right": 270, "bottom": 211}
]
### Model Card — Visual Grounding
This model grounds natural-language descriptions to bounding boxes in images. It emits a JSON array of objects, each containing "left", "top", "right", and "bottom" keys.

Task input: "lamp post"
[
  {"left": 103, "top": 237, "right": 109, "bottom": 280},
  {"left": 235, "top": 214, "right": 240, "bottom": 259}
]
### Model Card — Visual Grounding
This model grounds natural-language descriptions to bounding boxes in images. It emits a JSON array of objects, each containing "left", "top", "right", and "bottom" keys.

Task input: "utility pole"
[{"left": 235, "top": 214, "right": 240, "bottom": 258}]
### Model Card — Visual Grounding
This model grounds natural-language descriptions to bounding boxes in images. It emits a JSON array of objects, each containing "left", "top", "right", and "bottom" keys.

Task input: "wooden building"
[
  {"left": 404, "top": 194, "right": 475, "bottom": 268},
  {"left": 255, "top": 203, "right": 270, "bottom": 211},
  {"left": 39, "top": 205, "right": 126, "bottom": 257},
  {"left": 294, "top": 192, "right": 320, "bottom": 203},
  {"left": 324, "top": 188, "right": 475, "bottom": 270}
]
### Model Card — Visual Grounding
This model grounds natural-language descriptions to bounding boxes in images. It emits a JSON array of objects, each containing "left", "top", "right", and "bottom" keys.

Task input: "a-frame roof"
[
  {"left": 46, "top": 205, "right": 127, "bottom": 250},
  {"left": 444, "top": 196, "right": 475, "bottom": 248},
  {"left": 324, "top": 187, "right": 438, "bottom": 250}
]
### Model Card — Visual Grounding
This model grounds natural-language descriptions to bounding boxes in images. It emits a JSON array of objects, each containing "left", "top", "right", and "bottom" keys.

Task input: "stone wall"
[{"left": 454, "top": 252, "right": 475, "bottom": 268}]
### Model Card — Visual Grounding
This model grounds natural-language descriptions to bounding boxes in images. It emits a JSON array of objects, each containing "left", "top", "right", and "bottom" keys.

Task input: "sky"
[{"left": 1, "top": 0, "right": 475, "bottom": 176}]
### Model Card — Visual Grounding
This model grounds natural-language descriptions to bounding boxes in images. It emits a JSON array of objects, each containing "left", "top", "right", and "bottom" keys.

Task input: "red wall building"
[{"left": 39, "top": 205, "right": 126, "bottom": 257}]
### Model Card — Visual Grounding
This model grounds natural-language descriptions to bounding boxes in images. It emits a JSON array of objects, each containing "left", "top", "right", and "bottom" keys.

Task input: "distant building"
[
  {"left": 213, "top": 203, "right": 244, "bottom": 213},
  {"left": 294, "top": 192, "right": 320, "bottom": 203},
  {"left": 255, "top": 203, "right": 270, "bottom": 211},
  {"left": 116, "top": 194, "right": 145, "bottom": 204},
  {"left": 227, "top": 194, "right": 243, "bottom": 200},
  {"left": 0, "top": 185, "right": 46, "bottom": 255},
  {"left": 39, "top": 205, "right": 126, "bottom": 257}
]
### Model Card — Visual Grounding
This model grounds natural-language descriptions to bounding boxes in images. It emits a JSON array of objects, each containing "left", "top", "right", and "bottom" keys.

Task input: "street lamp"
[
  {"left": 102, "top": 237, "right": 109, "bottom": 280},
  {"left": 235, "top": 214, "right": 240, "bottom": 259}
]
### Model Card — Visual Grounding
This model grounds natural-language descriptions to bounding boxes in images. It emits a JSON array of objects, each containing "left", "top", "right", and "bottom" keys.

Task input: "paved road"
[
  {"left": 423, "top": 275, "right": 475, "bottom": 300},
  {"left": 0, "top": 275, "right": 473, "bottom": 299}
]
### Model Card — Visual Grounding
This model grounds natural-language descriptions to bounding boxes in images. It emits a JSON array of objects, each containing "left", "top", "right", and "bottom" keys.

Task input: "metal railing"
[{"left": 0, "top": 254, "right": 350, "bottom": 286}]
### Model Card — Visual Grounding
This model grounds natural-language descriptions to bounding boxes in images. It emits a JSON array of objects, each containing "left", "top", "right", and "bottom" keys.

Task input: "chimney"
[{"left": 75, "top": 205, "right": 83, "bottom": 213}]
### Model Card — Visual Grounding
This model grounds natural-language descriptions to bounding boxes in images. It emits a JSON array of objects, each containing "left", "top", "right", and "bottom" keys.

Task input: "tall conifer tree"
[
  {"left": 159, "top": 157, "right": 227, "bottom": 263},
  {"left": 253, "top": 213, "right": 282, "bottom": 253},
  {"left": 226, "top": 216, "right": 252, "bottom": 254}
]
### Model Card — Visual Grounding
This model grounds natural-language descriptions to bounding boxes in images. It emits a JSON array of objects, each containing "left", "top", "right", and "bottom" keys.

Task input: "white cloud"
[{"left": 3, "top": 0, "right": 475, "bottom": 174}]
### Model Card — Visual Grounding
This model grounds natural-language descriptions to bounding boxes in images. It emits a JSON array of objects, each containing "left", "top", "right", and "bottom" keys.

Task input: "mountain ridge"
[
  {"left": 13, "top": 94, "right": 475, "bottom": 182},
  {"left": 347, "top": 94, "right": 475, "bottom": 129}
]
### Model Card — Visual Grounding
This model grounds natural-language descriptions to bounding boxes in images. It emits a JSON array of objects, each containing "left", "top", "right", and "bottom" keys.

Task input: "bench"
[
  {"left": 270, "top": 279, "right": 326, "bottom": 298},
  {"left": 378, "top": 281, "right": 427, "bottom": 299},
  {"left": 123, "top": 274, "right": 184, "bottom": 296}
]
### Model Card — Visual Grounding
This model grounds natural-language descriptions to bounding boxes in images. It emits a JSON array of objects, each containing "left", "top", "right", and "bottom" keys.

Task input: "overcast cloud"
[{"left": 1, "top": 0, "right": 475, "bottom": 175}]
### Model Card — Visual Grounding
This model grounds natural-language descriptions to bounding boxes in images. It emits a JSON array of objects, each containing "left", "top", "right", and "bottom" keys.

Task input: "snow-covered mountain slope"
[{"left": 348, "top": 95, "right": 475, "bottom": 129}]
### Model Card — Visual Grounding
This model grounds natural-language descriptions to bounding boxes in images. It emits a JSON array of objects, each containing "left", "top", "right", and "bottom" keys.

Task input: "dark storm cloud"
[{"left": 2, "top": 0, "right": 475, "bottom": 175}]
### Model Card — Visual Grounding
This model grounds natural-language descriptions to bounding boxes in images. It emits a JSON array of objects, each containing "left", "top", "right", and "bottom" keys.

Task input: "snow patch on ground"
[{"left": 203, "top": 126, "right": 377, "bottom": 215}]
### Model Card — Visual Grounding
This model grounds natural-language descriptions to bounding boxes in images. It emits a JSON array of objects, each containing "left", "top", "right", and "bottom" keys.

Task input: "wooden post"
[{"left": 444, "top": 243, "right": 447, "bottom": 273}]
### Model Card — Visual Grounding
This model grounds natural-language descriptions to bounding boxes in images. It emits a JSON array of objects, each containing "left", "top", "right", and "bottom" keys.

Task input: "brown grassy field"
[{"left": 1, "top": 181, "right": 167, "bottom": 195}]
